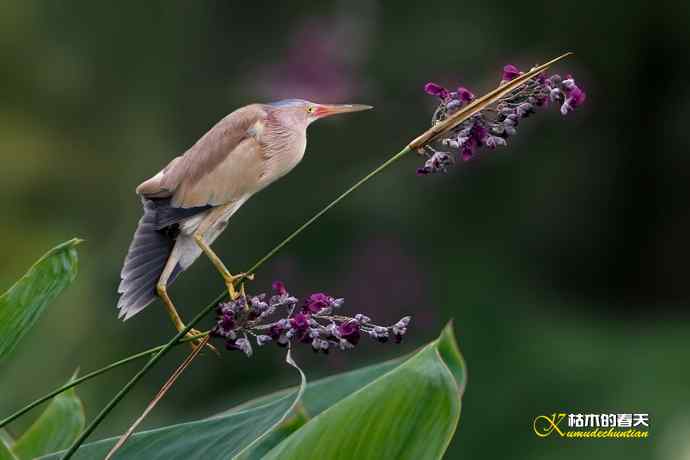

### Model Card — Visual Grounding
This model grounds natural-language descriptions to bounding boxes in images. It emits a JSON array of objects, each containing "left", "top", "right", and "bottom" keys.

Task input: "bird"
[{"left": 117, "top": 99, "right": 372, "bottom": 348}]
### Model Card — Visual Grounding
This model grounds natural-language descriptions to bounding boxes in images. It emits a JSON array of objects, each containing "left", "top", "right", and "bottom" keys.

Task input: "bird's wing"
[{"left": 136, "top": 104, "right": 269, "bottom": 209}]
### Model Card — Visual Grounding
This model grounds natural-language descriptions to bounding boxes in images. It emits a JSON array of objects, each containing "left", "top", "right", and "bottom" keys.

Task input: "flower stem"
[
  {"left": 0, "top": 332, "right": 208, "bottom": 430},
  {"left": 59, "top": 145, "right": 413, "bottom": 459}
]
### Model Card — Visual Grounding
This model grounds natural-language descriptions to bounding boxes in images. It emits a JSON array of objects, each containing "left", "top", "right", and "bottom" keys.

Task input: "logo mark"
[{"left": 533, "top": 413, "right": 566, "bottom": 437}]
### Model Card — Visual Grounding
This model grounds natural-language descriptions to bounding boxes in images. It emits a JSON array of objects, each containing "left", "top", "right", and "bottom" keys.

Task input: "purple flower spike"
[
  {"left": 457, "top": 87, "right": 474, "bottom": 102},
  {"left": 502, "top": 64, "right": 521, "bottom": 82},
  {"left": 424, "top": 82, "right": 450, "bottom": 99},
  {"left": 212, "top": 283, "right": 411, "bottom": 356},
  {"left": 418, "top": 63, "right": 585, "bottom": 175}
]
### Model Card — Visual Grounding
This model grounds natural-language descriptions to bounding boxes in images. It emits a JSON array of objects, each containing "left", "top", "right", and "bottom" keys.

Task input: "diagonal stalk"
[{"left": 59, "top": 52, "right": 571, "bottom": 459}]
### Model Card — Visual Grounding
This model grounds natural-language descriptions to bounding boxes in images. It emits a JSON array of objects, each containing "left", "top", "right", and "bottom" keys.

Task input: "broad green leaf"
[
  {"left": 263, "top": 322, "right": 465, "bottom": 460},
  {"left": 234, "top": 357, "right": 403, "bottom": 458},
  {"left": 227, "top": 356, "right": 403, "bottom": 417},
  {"left": 0, "top": 238, "right": 81, "bottom": 362},
  {"left": 239, "top": 404, "right": 310, "bottom": 460},
  {"left": 11, "top": 376, "right": 84, "bottom": 460},
  {"left": 40, "top": 350, "right": 306, "bottom": 460}
]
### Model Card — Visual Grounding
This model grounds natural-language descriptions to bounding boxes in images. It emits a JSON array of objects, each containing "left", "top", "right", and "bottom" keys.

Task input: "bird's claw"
[
  {"left": 224, "top": 272, "right": 254, "bottom": 300},
  {"left": 185, "top": 329, "right": 218, "bottom": 356}
]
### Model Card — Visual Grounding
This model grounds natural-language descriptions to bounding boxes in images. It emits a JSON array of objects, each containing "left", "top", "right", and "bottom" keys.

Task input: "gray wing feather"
[{"left": 117, "top": 198, "right": 210, "bottom": 320}]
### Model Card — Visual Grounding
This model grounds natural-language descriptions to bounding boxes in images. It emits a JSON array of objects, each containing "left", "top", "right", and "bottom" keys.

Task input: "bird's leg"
[
  {"left": 192, "top": 233, "right": 252, "bottom": 300},
  {"left": 157, "top": 258, "right": 217, "bottom": 354}
]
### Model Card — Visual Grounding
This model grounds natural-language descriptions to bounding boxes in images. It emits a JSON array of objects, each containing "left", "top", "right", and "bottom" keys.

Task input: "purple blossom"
[
  {"left": 256, "top": 335, "right": 272, "bottom": 346},
  {"left": 303, "top": 292, "right": 339, "bottom": 314},
  {"left": 457, "top": 87, "right": 474, "bottom": 102},
  {"left": 247, "top": 294, "right": 269, "bottom": 320},
  {"left": 290, "top": 312, "right": 310, "bottom": 331},
  {"left": 424, "top": 82, "right": 450, "bottom": 99},
  {"left": 561, "top": 86, "right": 586, "bottom": 115},
  {"left": 501, "top": 64, "right": 521, "bottom": 82},
  {"left": 224, "top": 336, "right": 252, "bottom": 357},
  {"left": 272, "top": 280, "right": 287, "bottom": 295},
  {"left": 234, "top": 338, "right": 253, "bottom": 357},
  {"left": 269, "top": 322, "right": 285, "bottom": 339},
  {"left": 417, "top": 149, "right": 453, "bottom": 175},
  {"left": 370, "top": 326, "right": 389, "bottom": 343},
  {"left": 338, "top": 321, "right": 361, "bottom": 345},
  {"left": 417, "top": 63, "right": 585, "bottom": 175},
  {"left": 211, "top": 310, "right": 236, "bottom": 338},
  {"left": 392, "top": 316, "right": 411, "bottom": 343},
  {"left": 354, "top": 313, "right": 371, "bottom": 324},
  {"left": 311, "top": 338, "right": 330, "bottom": 354},
  {"left": 211, "top": 281, "right": 412, "bottom": 357}
]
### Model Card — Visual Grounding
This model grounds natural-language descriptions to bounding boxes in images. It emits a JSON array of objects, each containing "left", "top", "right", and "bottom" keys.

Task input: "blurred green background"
[{"left": 1, "top": 1, "right": 689, "bottom": 458}]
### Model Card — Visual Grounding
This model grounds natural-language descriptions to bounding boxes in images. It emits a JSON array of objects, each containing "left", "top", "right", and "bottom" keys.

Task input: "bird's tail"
[{"left": 117, "top": 199, "right": 181, "bottom": 321}]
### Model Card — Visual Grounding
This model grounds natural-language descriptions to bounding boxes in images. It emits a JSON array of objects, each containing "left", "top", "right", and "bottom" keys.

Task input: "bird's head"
[{"left": 267, "top": 99, "right": 372, "bottom": 130}]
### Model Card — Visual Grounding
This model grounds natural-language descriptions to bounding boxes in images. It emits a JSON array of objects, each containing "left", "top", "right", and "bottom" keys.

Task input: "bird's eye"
[{"left": 306, "top": 106, "right": 315, "bottom": 114}]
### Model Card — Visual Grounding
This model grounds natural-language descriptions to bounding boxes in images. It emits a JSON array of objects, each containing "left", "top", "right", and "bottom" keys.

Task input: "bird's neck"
[{"left": 260, "top": 117, "right": 307, "bottom": 182}]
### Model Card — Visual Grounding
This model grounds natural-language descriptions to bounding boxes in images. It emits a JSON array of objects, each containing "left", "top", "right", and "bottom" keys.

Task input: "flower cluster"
[
  {"left": 417, "top": 64, "right": 586, "bottom": 175},
  {"left": 211, "top": 281, "right": 411, "bottom": 357}
]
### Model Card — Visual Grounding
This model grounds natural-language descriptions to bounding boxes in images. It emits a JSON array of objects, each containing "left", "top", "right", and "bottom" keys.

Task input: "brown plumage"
[{"left": 117, "top": 99, "right": 371, "bottom": 340}]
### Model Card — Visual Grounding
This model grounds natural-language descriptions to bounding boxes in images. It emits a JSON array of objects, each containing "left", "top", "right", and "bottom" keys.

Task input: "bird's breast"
[{"left": 257, "top": 127, "right": 307, "bottom": 189}]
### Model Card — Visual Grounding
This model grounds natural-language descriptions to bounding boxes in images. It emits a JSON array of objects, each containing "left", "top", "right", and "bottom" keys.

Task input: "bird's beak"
[{"left": 314, "top": 104, "right": 373, "bottom": 119}]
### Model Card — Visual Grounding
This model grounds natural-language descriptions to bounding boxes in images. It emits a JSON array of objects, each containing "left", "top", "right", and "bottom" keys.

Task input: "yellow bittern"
[{"left": 117, "top": 100, "right": 372, "bottom": 346}]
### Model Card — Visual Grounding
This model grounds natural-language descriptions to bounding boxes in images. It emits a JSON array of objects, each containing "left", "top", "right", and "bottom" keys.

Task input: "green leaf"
[
  {"left": 436, "top": 320, "right": 467, "bottom": 398},
  {"left": 11, "top": 375, "right": 85, "bottom": 460},
  {"left": 262, "top": 322, "right": 465, "bottom": 460},
  {"left": 233, "top": 357, "right": 403, "bottom": 458},
  {"left": 40, "top": 350, "right": 307, "bottom": 460},
  {"left": 0, "top": 238, "right": 81, "bottom": 362},
  {"left": 238, "top": 404, "right": 310, "bottom": 460},
  {"left": 227, "top": 356, "right": 404, "bottom": 417},
  {"left": 0, "top": 429, "right": 18, "bottom": 460}
]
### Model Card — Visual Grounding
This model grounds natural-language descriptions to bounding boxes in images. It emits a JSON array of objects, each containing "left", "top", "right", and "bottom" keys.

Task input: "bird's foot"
[
  {"left": 184, "top": 328, "right": 218, "bottom": 355},
  {"left": 224, "top": 272, "right": 254, "bottom": 300}
]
